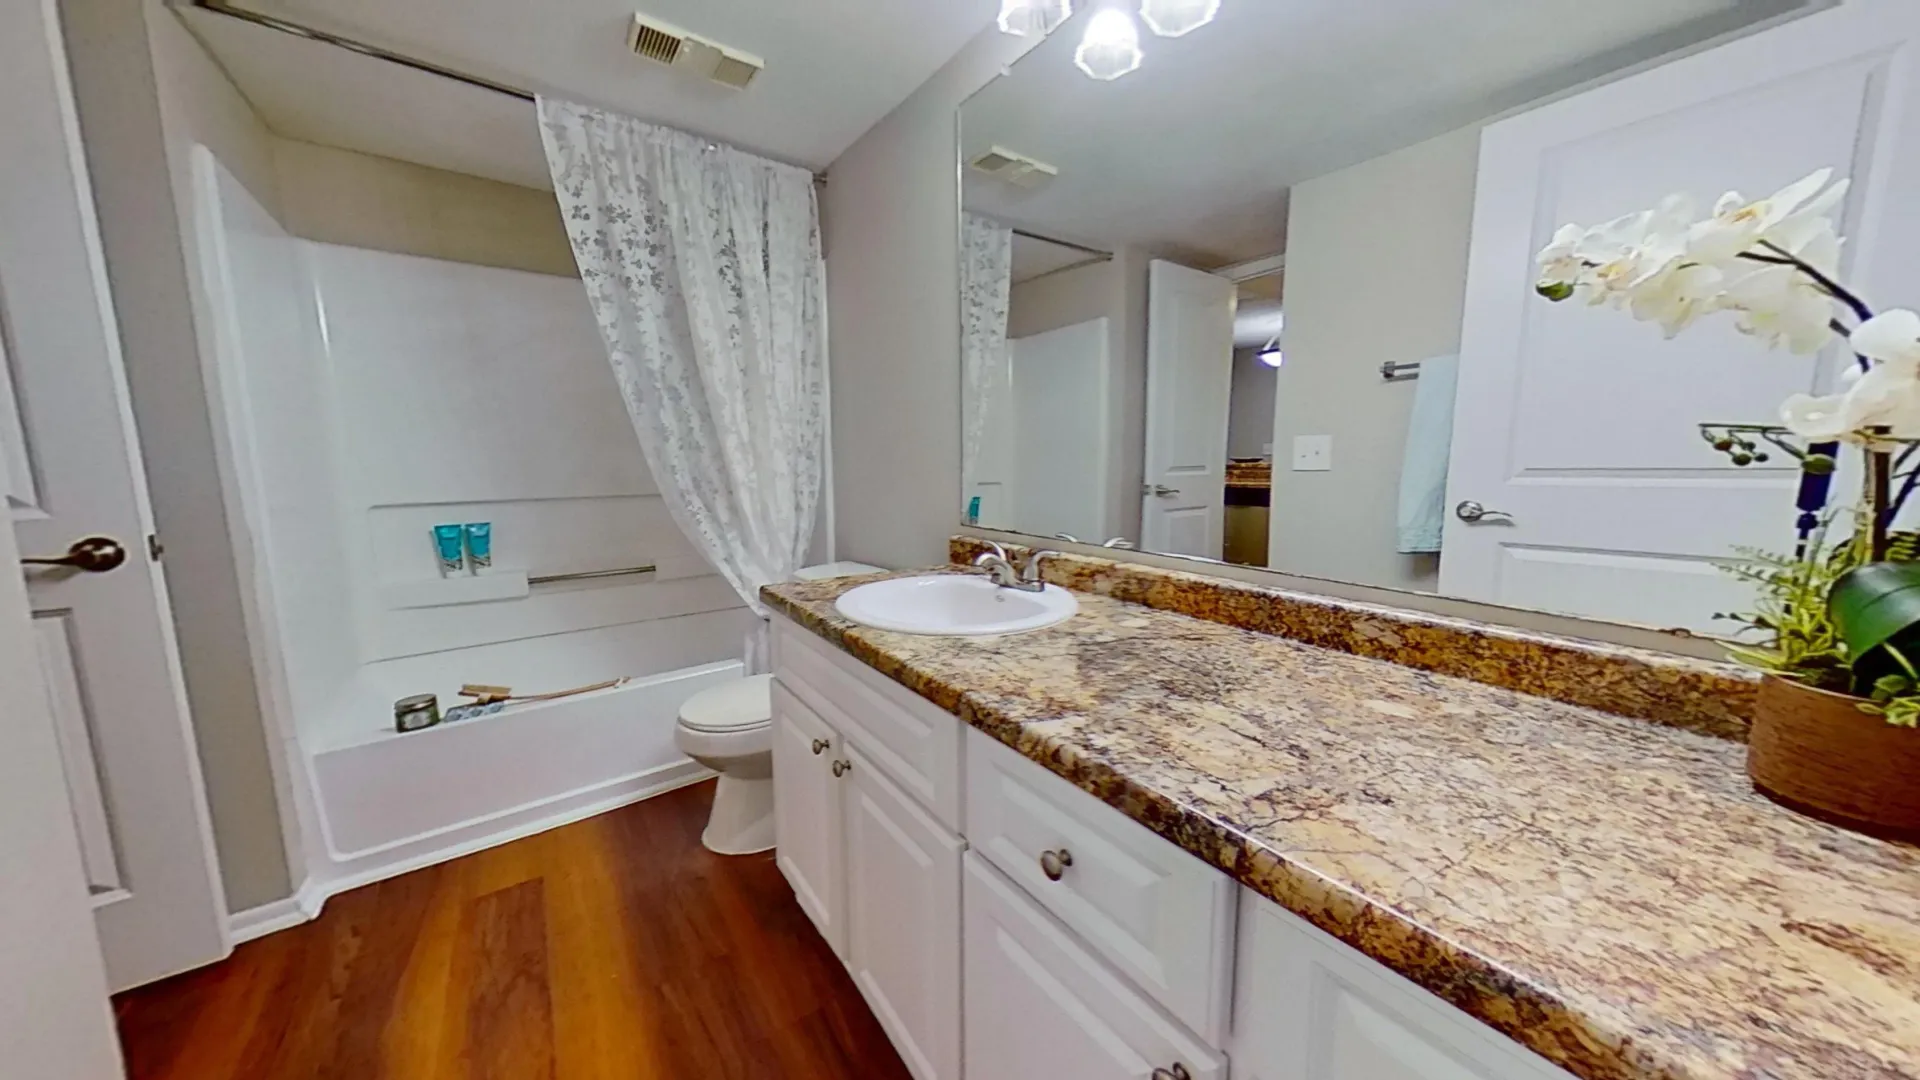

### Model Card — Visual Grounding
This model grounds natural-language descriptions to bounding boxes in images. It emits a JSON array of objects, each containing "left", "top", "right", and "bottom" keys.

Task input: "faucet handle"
[
  {"left": 1019, "top": 549, "right": 1062, "bottom": 584},
  {"left": 972, "top": 541, "right": 1010, "bottom": 567}
]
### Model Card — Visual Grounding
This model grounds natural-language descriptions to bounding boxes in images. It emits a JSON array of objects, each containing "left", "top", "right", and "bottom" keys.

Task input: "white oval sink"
[{"left": 835, "top": 575, "right": 1078, "bottom": 636}]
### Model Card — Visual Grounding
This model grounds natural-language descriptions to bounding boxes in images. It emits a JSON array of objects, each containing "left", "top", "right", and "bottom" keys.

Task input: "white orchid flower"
[
  {"left": 1628, "top": 260, "right": 1725, "bottom": 338},
  {"left": 1723, "top": 264, "right": 1837, "bottom": 355},
  {"left": 1687, "top": 168, "right": 1842, "bottom": 264},
  {"left": 1780, "top": 309, "right": 1920, "bottom": 441}
]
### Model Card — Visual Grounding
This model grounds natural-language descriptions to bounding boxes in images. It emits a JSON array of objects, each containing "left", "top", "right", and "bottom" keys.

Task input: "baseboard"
[
  {"left": 227, "top": 761, "right": 713, "bottom": 944},
  {"left": 226, "top": 878, "right": 326, "bottom": 945}
]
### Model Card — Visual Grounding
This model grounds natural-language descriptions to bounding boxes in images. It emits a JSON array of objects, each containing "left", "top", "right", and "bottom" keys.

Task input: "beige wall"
[
  {"left": 272, "top": 140, "right": 576, "bottom": 277},
  {"left": 822, "top": 28, "right": 1038, "bottom": 569},
  {"left": 1267, "top": 124, "right": 1482, "bottom": 594},
  {"left": 62, "top": 0, "right": 294, "bottom": 912},
  {"left": 1007, "top": 254, "right": 1149, "bottom": 542}
]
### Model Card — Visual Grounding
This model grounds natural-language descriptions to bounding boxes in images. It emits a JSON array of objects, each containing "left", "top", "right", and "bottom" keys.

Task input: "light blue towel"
[{"left": 1396, "top": 353, "right": 1460, "bottom": 554}]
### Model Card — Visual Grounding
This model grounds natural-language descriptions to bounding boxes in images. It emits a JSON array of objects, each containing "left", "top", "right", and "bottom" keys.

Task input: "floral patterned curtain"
[
  {"left": 960, "top": 214, "right": 1014, "bottom": 515},
  {"left": 538, "top": 97, "right": 827, "bottom": 671}
]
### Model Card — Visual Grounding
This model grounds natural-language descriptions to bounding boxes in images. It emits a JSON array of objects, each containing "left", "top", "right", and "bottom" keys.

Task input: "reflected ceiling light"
[
  {"left": 1075, "top": 9, "right": 1144, "bottom": 81},
  {"left": 1139, "top": 0, "right": 1220, "bottom": 37},
  {"left": 1258, "top": 342, "right": 1284, "bottom": 369},
  {"left": 998, "top": 0, "right": 1073, "bottom": 37}
]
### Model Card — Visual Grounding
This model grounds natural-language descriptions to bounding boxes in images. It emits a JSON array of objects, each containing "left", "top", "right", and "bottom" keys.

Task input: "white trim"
[
  {"left": 225, "top": 882, "right": 324, "bottom": 945},
  {"left": 226, "top": 760, "right": 714, "bottom": 943},
  {"left": 1216, "top": 252, "right": 1286, "bottom": 282}
]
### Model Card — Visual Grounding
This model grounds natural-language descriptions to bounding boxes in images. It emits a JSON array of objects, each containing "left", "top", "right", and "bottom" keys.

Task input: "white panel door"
[
  {"left": 963, "top": 854, "right": 1226, "bottom": 1080},
  {"left": 1445, "top": 0, "right": 1920, "bottom": 631},
  {"left": 841, "top": 747, "right": 963, "bottom": 1080},
  {"left": 770, "top": 679, "right": 846, "bottom": 956},
  {"left": 2, "top": 0, "right": 228, "bottom": 990},
  {"left": 0, "top": 232, "right": 125, "bottom": 1079},
  {"left": 1011, "top": 318, "right": 1114, "bottom": 542},
  {"left": 1143, "top": 261, "right": 1237, "bottom": 557}
]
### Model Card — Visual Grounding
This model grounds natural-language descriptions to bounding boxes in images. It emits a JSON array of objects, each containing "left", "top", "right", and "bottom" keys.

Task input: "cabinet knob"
[
  {"left": 831, "top": 759, "right": 851, "bottom": 778},
  {"left": 1039, "top": 848, "right": 1073, "bottom": 881},
  {"left": 1151, "top": 1066, "right": 1191, "bottom": 1080},
  {"left": 811, "top": 738, "right": 830, "bottom": 756}
]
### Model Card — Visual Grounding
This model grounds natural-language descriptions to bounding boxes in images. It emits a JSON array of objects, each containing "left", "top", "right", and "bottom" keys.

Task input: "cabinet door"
[
  {"left": 771, "top": 679, "right": 845, "bottom": 957},
  {"left": 842, "top": 747, "right": 964, "bottom": 1080},
  {"left": 1232, "top": 891, "right": 1573, "bottom": 1080},
  {"left": 965, "top": 854, "right": 1227, "bottom": 1080}
]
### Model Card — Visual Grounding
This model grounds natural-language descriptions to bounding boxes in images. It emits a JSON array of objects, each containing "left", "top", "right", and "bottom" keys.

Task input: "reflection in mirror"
[{"left": 959, "top": 0, "right": 1853, "bottom": 633}]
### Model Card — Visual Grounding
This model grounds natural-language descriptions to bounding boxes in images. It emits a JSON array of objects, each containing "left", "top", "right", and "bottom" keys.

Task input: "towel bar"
[{"left": 527, "top": 564, "right": 657, "bottom": 586}]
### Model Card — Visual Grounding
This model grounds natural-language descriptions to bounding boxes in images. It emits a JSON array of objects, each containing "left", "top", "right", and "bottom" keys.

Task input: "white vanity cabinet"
[
  {"left": 772, "top": 621, "right": 965, "bottom": 1080},
  {"left": 770, "top": 613, "right": 1578, "bottom": 1080}
]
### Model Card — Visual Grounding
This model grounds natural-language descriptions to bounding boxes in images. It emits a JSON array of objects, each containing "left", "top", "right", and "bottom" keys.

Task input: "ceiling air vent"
[
  {"left": 628, "top": 14, "right": 765, "bottom": 90},
  {"left": 970, "top": 146, "right": 1059, "bottom": 189}
]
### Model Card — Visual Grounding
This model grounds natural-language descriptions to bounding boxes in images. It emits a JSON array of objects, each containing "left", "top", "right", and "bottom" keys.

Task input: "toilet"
[{"left": 675, "top": 562, "right": 883, "bottom": 855}]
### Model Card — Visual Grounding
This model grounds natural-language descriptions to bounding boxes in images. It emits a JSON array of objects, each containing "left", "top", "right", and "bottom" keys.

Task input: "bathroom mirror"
[{"left": 957, "top": 0, "right": 1856, "bottom": 634}]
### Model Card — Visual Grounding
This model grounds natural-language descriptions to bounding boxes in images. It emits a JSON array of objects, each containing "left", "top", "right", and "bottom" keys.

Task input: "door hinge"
[{"left": 147, "top": 533, "right": 164, "bottom": 561}]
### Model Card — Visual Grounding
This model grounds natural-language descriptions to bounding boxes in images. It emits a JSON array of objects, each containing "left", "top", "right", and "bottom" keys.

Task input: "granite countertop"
[{"left": 762, "top": 572, "right": 1920, "bottom": 1080}]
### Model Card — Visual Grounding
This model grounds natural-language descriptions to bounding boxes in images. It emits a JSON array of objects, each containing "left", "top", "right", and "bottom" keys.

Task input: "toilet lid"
[{"left": 679, "top": 673, "right": 774, "bottom": 733}]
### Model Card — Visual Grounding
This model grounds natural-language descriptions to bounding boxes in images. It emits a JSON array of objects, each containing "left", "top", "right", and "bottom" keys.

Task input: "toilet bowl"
[
  {"left": 676, "top": 674, "right": 778, "bottom": 854},
  {"left": 675, "top": 561, "right": 883, "bottom": 855}
]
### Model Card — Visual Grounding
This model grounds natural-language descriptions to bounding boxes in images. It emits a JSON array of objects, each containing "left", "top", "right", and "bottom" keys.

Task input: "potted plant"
[{"left": 1535, "top": 169, "right": 1920, "bottom": 840}]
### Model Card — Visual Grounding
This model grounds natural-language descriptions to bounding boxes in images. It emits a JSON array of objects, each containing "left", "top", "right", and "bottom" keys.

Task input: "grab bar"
[{"left": 527, "top": 564, "right": 657, "bottom": 586}]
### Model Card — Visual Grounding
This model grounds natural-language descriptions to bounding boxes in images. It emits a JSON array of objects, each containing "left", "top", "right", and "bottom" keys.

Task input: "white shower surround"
[
  {"left": 538, "top": 98, "right": 829, "bottom": 671},
  {"left": 189, "top": 148, "right": 750, "bottom": 924}
]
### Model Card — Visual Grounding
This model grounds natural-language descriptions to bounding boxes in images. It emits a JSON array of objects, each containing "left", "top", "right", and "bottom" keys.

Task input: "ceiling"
[
  {"left": 962, "top": 0, "right": 1823, "bottom": 268},
  {"left": 180, "top": 0, "right": 1004, "bottom": 188}
]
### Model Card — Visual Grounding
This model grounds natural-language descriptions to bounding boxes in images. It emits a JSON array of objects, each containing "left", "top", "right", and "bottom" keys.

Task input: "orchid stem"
[{"left": 1751, "top": 240, "right": 1875, "bottom": 325}]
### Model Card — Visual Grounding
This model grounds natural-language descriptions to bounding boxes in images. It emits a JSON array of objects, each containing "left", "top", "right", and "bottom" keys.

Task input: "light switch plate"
[{"left": 1292, "top": 435, "right": 1332, "bottom": 472}]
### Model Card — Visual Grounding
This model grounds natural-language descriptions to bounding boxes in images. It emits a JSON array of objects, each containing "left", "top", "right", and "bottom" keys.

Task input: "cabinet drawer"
[
  {"left": 1231, "top": 891, "right": 1575, "bottom": 1080},
  {"left": 965, "top": 728, "right": 1236, "bottom": 1046},
  {"left": 964, "top": 853, "right": 1226, "bottom": 1080},
  {"left": 773, "top": 616, "right": 964, "bottom": 831}
]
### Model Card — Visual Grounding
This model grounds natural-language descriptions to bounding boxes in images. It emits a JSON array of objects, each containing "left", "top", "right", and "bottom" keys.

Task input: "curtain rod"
[
  {"left": 182, "top": 0, "right": 829, "bottom": 182},
  {"left": 1010, "top": 228, "right": 1111, "bottom": 259}
]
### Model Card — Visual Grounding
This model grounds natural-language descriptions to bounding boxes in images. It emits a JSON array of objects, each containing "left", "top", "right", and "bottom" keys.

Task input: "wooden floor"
[{"left": 113, "top": 781, "right": 912, "bottom": 1080}]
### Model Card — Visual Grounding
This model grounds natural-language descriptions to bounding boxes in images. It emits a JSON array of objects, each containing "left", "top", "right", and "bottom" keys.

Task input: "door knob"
[
  {"left": 1039, "top": 848, "right": 1073, "bottom": 881},
  {"left": 21, "top": 536, "right": 128, "bottom": 574},
  {"left": 1454, "top": 501, "right": 1514, "bottom": 524},
  {"left": 811, "top": 738, "right": 830, "bottom": 756},
  {"left": 1145, "top": 485, "right": 1180, "bottom": 498},
  {"left": 1151, "top": 1066, "right": 1192, "bottom": 1080},
  {"left": 831, "top": 759, "right": 851, "bottom": 778}
]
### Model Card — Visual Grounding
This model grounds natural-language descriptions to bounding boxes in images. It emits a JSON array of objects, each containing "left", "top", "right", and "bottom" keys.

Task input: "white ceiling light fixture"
[
  {"left": 1076, "top": 9, "right": 1144, "bottom": 81},
  {"left": 1139, "top": 0, "right": 1221, "bottom": 38},
  {"left": 998, "top": 0, "right": 1074, "bottom": 37}
]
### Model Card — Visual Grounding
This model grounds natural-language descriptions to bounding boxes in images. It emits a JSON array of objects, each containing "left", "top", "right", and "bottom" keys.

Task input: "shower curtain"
[
  {"left": 538, "top": 97, "right": 827, "bottom": 671},
  {"left": 960, "top": 214, "right": 1014, "bottom": 516}
]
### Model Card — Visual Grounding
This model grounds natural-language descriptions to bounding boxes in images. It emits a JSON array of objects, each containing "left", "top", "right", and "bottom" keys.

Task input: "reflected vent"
[{"left": 970, "top": 146, "right": 1059, "bottom": 189}]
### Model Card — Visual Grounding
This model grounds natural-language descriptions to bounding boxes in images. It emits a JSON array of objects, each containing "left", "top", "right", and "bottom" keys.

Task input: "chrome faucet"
[{"left": 972, "top": 543, "right": 1058, "bottom": 593}]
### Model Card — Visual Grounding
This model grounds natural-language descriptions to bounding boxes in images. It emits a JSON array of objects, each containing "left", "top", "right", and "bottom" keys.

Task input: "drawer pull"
[
  {"left": 832, "top": 759, "right": 852, "bottom": 778},
  {"left": 811, "top": 738, "right": 830, "bottom": 755},
  {"left": 1039, "top": 848, "right": 1074, "bottom": 881},
  {"left": 1151, "top": 1066, "right": 1191, "bottom": 1080}
]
